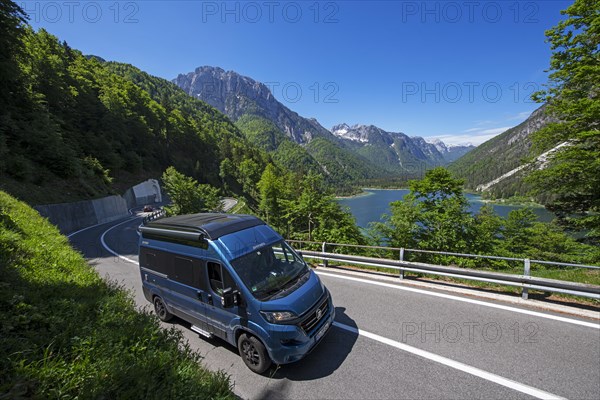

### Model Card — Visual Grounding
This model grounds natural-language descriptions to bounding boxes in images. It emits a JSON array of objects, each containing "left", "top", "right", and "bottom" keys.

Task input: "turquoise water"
[{"left": 336, "top": 189, "right": 554, "bottom": 229}]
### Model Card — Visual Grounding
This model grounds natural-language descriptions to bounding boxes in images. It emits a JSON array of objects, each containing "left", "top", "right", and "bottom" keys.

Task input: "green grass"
[{"left": 0, "top": 191, "right": 234, "bottom": 399}]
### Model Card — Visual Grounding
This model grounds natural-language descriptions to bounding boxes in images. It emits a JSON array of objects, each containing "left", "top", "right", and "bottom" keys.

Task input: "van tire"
[
  {"left": 153, "top": 296, "right": 173, "bottom": 322},
  {"left": 238, "top": 333, "right": 272, "bottom": 374}
]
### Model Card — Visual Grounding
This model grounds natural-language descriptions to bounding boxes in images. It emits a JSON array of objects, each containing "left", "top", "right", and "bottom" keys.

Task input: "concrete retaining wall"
[
  {"left": 92, "top": 195, "right": 129, "bottom": 224},
  {"left": 35, "top": 195, "right": 129, "bottom": 235},
  {"left": 123, "top": 179, "right": 162, "bottom": 209}
]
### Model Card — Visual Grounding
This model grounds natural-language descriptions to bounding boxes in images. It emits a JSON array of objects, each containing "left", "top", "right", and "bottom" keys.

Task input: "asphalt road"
[{"left": 69, "top": 213, "right": 600, "bottom": 400}]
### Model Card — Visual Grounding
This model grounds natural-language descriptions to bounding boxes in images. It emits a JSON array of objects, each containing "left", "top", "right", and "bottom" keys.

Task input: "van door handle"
[
  {"left": 197, "top": 291, "right": 203, "bottom": 301},
  {"left": 207, "top": 294, "right": 213, "bottom": 305}
]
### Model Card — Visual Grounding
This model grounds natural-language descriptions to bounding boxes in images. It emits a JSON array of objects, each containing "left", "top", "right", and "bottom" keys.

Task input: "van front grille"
[{"left": 299, "top": 295, "right": 329, "bottom": 335}]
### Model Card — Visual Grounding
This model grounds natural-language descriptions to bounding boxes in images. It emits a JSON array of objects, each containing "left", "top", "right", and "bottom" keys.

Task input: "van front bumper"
[{"left": 266, "top": 298, "right": 335, "bottom": 365}]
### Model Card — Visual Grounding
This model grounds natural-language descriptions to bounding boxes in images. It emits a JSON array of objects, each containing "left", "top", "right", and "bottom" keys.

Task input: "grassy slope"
[{"left": 0, "top": 190, "right": 234, "bottom": 399}]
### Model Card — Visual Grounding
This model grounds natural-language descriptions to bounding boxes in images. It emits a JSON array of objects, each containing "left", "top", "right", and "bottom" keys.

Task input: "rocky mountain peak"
[
  {"left": 175, "top": 66, "right": 276, "bottom": 117},
  {"left": 174, "top": 66, "right": 336, "bottom": 144}
]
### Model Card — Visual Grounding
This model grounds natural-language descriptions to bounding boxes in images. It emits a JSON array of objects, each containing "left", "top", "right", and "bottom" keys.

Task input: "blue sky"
[{"left": 22, "top": 0, "right": 571, "bottom": 145}]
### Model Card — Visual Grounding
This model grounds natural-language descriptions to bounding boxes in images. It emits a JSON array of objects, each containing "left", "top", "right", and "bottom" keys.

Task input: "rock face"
[
  {"left": 330, "top": 123, "right": 475, "bottom": 171},
  {"left": 174, "top": 66, "right": 334, "bottom": 144}
]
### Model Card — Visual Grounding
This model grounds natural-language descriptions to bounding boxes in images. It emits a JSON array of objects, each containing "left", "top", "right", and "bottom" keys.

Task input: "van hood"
[{"left": 259, "top": 270, "right": 325, "bottom": 315}]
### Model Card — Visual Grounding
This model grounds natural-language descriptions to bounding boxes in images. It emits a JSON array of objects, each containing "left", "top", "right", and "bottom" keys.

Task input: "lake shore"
[
  {"left": 478, "top": 198, "right": 545, "bottom": 208},
  {"left": 335, "top": 187, "right": 408, "bottom": 200},
  {"left": 336, "top": 188, "right": 555, "bottom": 228}
]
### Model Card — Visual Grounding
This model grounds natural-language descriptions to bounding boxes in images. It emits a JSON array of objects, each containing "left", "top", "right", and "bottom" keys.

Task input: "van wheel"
[
  {"left": 153, "top": 296, "right": 172, "bottom": 322},
  {"left": 238, "top": 333, "right": 272, "bottom": 374}
]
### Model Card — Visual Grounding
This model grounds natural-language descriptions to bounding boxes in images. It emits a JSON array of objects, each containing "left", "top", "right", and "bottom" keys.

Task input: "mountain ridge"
[
  {"left": 330, "top": 123, "right": 475, "bottom": 171},
  {"left": 174, "top": 66, "right": 474, "bottom": 183}
]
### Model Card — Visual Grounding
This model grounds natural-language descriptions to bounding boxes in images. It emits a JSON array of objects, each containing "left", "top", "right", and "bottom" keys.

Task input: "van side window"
[
  {"left": 145, "top": 252, "right": 157, "bottom": 268},
  {"left": 142, "top": 250, "right": 167, "bottom": 275},
  {"left": 173, "top": 257, "right": 194, "bottom": 287},
  {"left": 208, "top": 262, "right": 235, "bottom": 296}
]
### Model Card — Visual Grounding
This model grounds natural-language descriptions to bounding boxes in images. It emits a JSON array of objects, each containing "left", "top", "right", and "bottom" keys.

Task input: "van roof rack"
[{"left": 140, "top": 213, "right": 264, "bottom": 240}]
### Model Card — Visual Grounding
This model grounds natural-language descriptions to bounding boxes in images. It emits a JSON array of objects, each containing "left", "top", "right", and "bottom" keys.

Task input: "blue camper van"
[{"left": 138, "top": 213, "right": 334, "bottom": 373}]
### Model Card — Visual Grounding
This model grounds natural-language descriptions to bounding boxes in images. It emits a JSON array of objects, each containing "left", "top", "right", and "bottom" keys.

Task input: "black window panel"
[
  {"left": 141, "top": 250, "right": 168, "bottom": 275},
  {"left": 192, "top": 259, "right": 207, "bottom": 291},
  {"left": 173, "top": 256, "right": 194, "bottom": 286},
  {"left": 142, "top": 248, "right": 208, "bottom": 290},
  {"left": 144, "top": 251, "right": 157, "bottom": 268}
]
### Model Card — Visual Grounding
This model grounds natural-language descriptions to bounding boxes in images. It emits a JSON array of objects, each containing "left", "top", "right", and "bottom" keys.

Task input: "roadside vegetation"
[
  {"left": 0, "top": 190, "right": 234, "bottom": 399},
  {"left": 163, "top": 163, "right": 365, "bottom": 245},
  {"left": 365, "top": 168, "right": 599, "bottom": 295},
  {"left": 161, "top": 166, "right": 222, "bottom": 215}
]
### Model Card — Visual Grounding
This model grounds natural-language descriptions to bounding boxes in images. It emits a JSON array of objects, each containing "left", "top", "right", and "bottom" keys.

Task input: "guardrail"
[{"left": 288, "top": 240, "right": 600, "bottom": 300}]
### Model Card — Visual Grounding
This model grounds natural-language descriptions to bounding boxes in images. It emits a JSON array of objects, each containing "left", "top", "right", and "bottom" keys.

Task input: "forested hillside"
[
  {"left": 0, "top": 7, "right": 271, "bottom": 205},
  {"left": 234, "top": 115, "right": 322, "bottom": 179},
  {"left": 233, "top": 114, "right": 385, "bottom": 194},
  {"left": 448, "top": 106, "right": 555, "bottom": 200}
]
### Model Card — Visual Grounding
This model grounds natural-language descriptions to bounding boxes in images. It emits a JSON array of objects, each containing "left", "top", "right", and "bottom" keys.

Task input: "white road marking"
[
  {"left": 67, "top": 217, "right": 130, "bottom": 238},
  {"left": 333, "top": 322, "right": 566, "bottom": 400},
  {"left": 100, "top": 218, "right": 139, "bottom": 265},
  {"left": 317, "top": 272, "right": 600, "bottom": 329},
  {"left": 67, "top": 208, "right": 141, "bottom": 238}
]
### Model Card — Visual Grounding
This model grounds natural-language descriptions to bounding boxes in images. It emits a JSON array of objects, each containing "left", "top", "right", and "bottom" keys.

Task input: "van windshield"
[{"left": 230, "top": 241, "right": 308, "bottom": 300}]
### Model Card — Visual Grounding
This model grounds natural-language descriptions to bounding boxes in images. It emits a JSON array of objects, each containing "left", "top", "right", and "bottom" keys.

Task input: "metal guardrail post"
[
  {"left": 322, "top": 242, "right": 328, "bottom": 268},
  {"left": 399, "top": 248, "right": 405, "bottom": 279},
  {"left": 522, "top": 258, "right": 531, "bottom": 300}
]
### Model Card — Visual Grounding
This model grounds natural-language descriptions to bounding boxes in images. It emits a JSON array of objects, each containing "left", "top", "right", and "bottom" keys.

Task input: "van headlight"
[{"left": 260, "top": 311, "right": 297, "bottom": 323}]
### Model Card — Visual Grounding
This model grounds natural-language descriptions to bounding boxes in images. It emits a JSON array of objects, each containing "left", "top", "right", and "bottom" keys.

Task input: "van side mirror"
[{"left": 221, "top": 287, "right": 239, "bottom": 308}]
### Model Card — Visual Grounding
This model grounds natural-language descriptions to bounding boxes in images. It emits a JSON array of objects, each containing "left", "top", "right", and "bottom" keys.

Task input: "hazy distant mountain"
[
  {"left": 426, "top": 138, "right": 475, "bottom": 163},
  {"left": 330, "top": 123, "right": 475, "bottom": 172}
]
